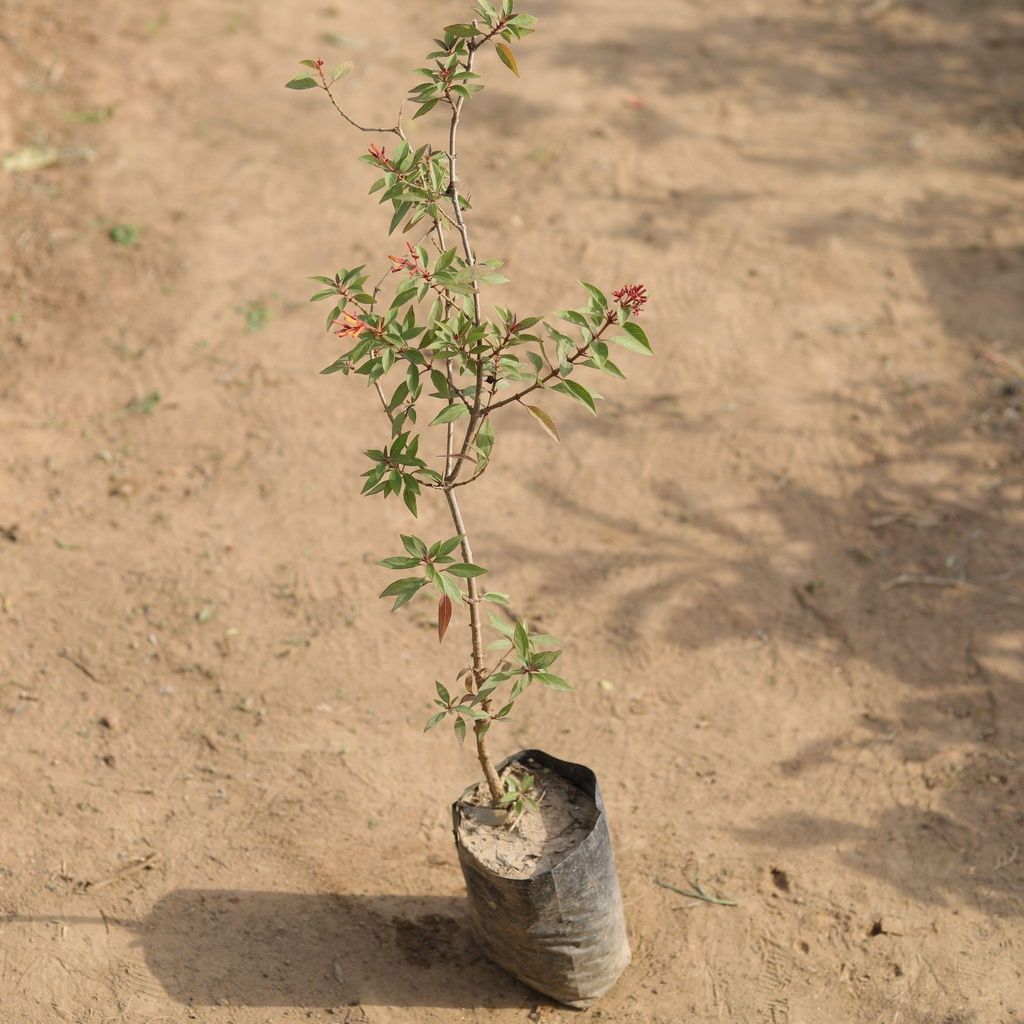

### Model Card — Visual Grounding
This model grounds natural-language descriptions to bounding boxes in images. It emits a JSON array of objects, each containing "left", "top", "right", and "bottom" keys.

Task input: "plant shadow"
[{"left": 87, "top": 891, "right": 534, "bottom": 1009}]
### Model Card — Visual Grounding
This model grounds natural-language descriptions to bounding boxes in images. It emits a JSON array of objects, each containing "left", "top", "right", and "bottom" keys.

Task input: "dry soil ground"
[{"left": 2, "top": 0, "right": 1023, "bottom": 1022}]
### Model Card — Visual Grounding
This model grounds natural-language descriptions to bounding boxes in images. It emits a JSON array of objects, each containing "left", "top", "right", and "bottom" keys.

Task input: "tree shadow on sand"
[
  {"left": 558, "top": 0, "right": 1024, "bottom": 175},
  {"left": 488, "top": 233, "right": 1023, "bottom": 916}
]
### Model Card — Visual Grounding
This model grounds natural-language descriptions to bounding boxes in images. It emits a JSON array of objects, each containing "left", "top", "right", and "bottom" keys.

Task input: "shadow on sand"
[{"left": 7, "top": 891, "right": 537, "bottom": 1010}]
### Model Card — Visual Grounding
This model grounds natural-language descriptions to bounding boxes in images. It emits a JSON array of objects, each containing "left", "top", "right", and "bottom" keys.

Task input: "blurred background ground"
[{"left": 1, "top": 0, "right": 1023, "bottom": 1021}]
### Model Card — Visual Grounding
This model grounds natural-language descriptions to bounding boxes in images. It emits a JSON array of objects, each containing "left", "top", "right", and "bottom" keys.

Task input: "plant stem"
[
  {"left": 443, "top": 486, "right": 503, "bottom": 804},
  {"left": 320, "top": 74, "right": 406, "bottom": 140},
  {"left": 443, "top": 46, "right": 488, "bottom": 488}
]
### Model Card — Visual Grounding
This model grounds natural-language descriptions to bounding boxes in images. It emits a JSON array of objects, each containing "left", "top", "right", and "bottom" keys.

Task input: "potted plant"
[{"left": 287, "top": 3, "right": 651, "bottom": 1007}]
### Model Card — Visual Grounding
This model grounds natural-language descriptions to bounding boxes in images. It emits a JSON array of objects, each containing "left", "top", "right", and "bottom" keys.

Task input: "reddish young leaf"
[{"left": 438, "top": 594, "right": 453, "bottom": 643}]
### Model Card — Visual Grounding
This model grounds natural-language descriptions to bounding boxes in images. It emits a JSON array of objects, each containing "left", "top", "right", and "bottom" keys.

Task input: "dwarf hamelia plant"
[{"left": 288, "top": 2, "right": 651, "bottom": 807}]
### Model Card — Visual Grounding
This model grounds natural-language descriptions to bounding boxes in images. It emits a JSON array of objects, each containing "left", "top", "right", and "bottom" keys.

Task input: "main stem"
[
  {"left": 436, "top": 37, "right": 502, "bottom": 805},
  {"left": 443, "top": 45, "right": 486, "bottom": 489},
  {"left": 444, "top": 486, "right": 503, "bottom": 804}
]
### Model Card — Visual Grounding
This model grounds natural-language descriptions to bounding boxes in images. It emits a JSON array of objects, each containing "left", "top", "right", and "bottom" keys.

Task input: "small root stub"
[{"left": 452, "top": 749, "right": 631, "bottom": 1008}]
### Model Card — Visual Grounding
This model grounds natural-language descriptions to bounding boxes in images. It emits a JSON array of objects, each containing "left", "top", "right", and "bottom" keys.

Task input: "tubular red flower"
[
  {"left": 387, "top": 242, "right": 431, "bottom": 281},
  {"left": 613, "top": 283, "right": 648, "bottom": 317},
  {"left": 333, "top": 310, "right": 371, "bottom": 338}
]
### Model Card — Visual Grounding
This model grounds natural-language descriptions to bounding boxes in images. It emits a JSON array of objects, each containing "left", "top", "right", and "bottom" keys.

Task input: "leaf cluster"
[{"left": 497, "top": 770, "right": 539, "bottom": 817}]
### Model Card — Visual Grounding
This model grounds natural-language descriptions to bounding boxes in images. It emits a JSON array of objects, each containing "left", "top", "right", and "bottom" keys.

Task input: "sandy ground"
[{"left": 2, "top": 0, "right": 1023, "bottom": 1021}]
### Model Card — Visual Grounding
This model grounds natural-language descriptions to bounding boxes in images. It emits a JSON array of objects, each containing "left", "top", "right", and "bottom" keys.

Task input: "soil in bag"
[{"left": 453, "top": 750, "right": 631, "bottom": 1009}]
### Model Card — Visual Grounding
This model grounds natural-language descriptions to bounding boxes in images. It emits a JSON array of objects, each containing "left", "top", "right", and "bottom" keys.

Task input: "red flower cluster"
[
  {"left": 388, "top": 242, "right": 432, "bottom": 282},
  {"left": 613, "top": 283, "right": 648, "bottom": 317},
  {"left": 367, "top": 143, "right": 389, "bottom": 166}
]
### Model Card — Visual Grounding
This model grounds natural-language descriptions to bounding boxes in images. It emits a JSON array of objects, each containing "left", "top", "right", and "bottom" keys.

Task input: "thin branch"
[
  {"left": 373, "top": 381, "right": 392, "bottom": 420},
  {"left": 480, "top": 642, "right": 515, "bottom": 684},
  {"left": 445, "top": 460, "right": 490, "bottom": 489},
  {"left": 320, "top": 69, "right": 405, "bottom": 140},
  {"left": 488, "top": 317, "right": 616, "bottom": 412}
]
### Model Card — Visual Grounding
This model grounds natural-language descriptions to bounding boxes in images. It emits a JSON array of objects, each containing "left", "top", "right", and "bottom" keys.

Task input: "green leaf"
[
  {"left": 590, "top": 354, "right": 627, "bottom": 379},
  {"left": 454, "top": 716, "right": 467, "bottom": 746},
  {"left": 401, "top": 534, "right": 428, "bottom": 558},
  {"left": 475, "top": 419, "right": 495, "bottom": 461},
  {"left": 424, "top": 711, "right": 448, "bottom": 732},
  {"left": 581, "top": 281, "right": 607, "bottom": 311},
  {"left": 436, "top": 680, "right": 451, "bottom": 705},
  {"left": 495, "top": 42, "right": 520, "bottom": 76},
  {"left": 388, "top": 202, "right": 411, "bottom": 235},
  {"left": 412, "top": 98, "right": 439, "bottom": 119},
  {"left": 402, "top": 477, "right": 419, "bottom": 517},
  {"left": 513, "top": 620, "right": 529, "bottom": 660},
  {"left": 445, "top": 22, "right": 480, "bottom": 37},
  {"left": 523, "top": 404, "right": 560, "bottom": 443},
  {"left": 390, "top": 280, "right": 419, "bottom": 311},
  {"left": 529, "top": 632, "right": 561, "bottom": 646},
  {"left": 392, "top": 583, "right": 426, "bottom": 611},
  {"left": 510, "top": 675, "right": 531, "bottom": 699},
  {"left": 438, "top": 571, "right": 463, "bottom": 605},
  {"left": 558, "top": 309, "right": 589, "bottom": 328},
  {"left": 488, "top": 611, "right": 514, "bottom": 637},
  {"left": 378, "top": 555, "right": 422, "bottom": 569},
  {"left": 319, "top": 355, "right": 348, "bottom": 376},
  {"left": 445, "top": 563, "right": 488, "bottom": 578},
  {"left": 430, "top": 403, "right": 470, "bottom": 426},
  {"left": 482, "top": 592, "right": 510, "bottom": 605},
  {"left": 332, "top": 62, "right": 353, "bottom": 82},
  {"left": 426, "top": 564, "right": 463, "bottom": 604},
  {"left": 535, "top": 672, "right": 572, "bottom": 690},
  {"left": 611, "top": 321, "right": 653, "bottom": 355},
  {"left": 530, "top": 649, "right": 561, "bottom": 669},
  {"left": 379, "top": 577, "right": 424, "bottom": 598},
  {"left": 378, "top": 577, "right": 428, "bottom": 610},
  {"left": 552, "top": 379, "right": 597, "bottom": 414},
  {"left": 285, "top": 74, "right": 319, "bottom": 90},
  {"left": 429, "top": 535, "right": 464, "bottom": 559}
]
